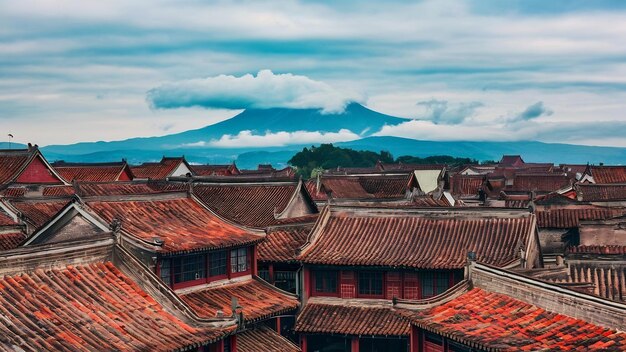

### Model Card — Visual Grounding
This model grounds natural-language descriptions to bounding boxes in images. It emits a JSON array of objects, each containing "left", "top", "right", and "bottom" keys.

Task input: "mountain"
[
  {"left": 35, "top": 103, "right": 626, "bottom": 167},
  {"left": 41, "top": 103, "right": 404, "bottom": 155}
]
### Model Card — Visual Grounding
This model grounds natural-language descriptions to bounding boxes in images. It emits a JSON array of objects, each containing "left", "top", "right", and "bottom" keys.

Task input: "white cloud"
[
  {"left": 147, "top": 70, "right": 362, "bottom": 113},
  {"left": 186, "top": 129, "right": 360, "bottom": 148}
]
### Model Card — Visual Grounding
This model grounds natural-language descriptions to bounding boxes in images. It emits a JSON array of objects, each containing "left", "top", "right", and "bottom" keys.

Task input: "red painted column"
[
  {"left": 268, "top": 263, "right": 275, "bottom": 284},
  {"left": 275, "top": 316, "right": 281, "bottom": 333},
  {"left": 410, "top": 325, "right": 420, "bottom": 352},
  {"left": 303, "top": 267, "right": 311, "bottom": 300},
  {"left": 251, "top": 246, "right": 258, "bottom": 276},
  {"left": 351, "top": 337, "right": 359, "bottom": 352},
  {"left": 301, "top": 335, "right": 308, "bottom": 352},
  {"left": 231, "top": 335, "right": 237, "bottom": 352}
]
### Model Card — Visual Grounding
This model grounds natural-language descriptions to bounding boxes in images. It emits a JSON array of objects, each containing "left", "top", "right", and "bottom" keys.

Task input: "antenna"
[{"left": 7, "top": 134, "right": 13, "bottom": 149}]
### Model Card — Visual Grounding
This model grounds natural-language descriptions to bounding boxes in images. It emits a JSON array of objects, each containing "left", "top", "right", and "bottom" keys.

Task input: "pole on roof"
[{"left": 7, "top": 134, "right": 13, "bottom": 149}]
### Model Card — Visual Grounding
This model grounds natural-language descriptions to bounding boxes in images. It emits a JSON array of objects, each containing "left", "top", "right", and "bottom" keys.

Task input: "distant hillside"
[{"left": 41, "top": 103, "right": 404, "bottom": 155}]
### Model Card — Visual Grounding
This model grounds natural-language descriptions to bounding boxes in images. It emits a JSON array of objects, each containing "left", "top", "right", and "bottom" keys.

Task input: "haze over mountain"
[{"left": 36, "top": 103, "right": 626, "bottom": 168}]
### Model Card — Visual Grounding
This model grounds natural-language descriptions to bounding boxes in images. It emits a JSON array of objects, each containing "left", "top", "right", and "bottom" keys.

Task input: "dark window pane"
[
  {"left": 172, "top": 255, "right": 206, "bottom": 284},
  {"left": 314, "top": 270, "right": 338, "bottom": 293},
  {"left": 159, "top": 258, "right": 171, "bottom": 286},
  {"left": 210, "top": 251, "right": 227, "bottom": 277},
  {"left": 358, "top": 272, "right": 383, "bottom": 296},
  {"left": 230, "top": 247, "right": 249, "bottom": 273}
]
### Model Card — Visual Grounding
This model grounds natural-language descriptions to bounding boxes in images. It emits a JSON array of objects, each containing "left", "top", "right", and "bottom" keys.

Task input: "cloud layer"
[
  {"left": 147, "top": 70, "right": 360, "bottom": 113},
  {"left": 187, "top": 129, "right": 360, "bottom": 148},
  {"left": 1, "top": 0, "right": 626, "bottom": 146}
]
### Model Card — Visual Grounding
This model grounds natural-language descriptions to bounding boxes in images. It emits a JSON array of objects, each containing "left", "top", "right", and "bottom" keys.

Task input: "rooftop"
[{"left": 299, "top": 206, "right": 537, "bottom": 269}]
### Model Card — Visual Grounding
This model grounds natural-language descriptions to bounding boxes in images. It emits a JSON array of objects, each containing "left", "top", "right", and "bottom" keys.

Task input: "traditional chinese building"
[
  {"left": 294, "top": 206, "right": 542, "bottom": 351},
  {"left": 131, "top": 156, "right": 195, "bottom": 180},
  {"left": 52, "top": 160, "right": 134, "bottom": 182}
]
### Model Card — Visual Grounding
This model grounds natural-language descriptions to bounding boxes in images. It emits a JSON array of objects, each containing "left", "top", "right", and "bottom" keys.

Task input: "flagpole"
[{"left": 7, "top": 134, "right": 13, "bottom": 150}]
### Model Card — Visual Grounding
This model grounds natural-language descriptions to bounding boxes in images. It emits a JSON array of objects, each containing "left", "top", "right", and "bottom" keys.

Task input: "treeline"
[{"left": 288, "top": 144, "right": 479, "bottom": 178}]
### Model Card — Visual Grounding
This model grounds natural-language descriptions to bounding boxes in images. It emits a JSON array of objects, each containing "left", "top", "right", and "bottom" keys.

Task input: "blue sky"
[{"left": 1, "top": 0, "right": 626, "bottom": 147}]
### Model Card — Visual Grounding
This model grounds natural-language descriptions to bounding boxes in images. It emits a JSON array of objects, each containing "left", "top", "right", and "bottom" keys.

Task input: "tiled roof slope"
[
  {"left": 306, "top": 175, "right": 410, "bottom": 201},
  {"left": 567, "top": 245, "right": 626, "bottom": 255},
  {"left": 0, "top": 232, "right": 26, "bottom": 250},
  {"left": 299, "top": 207, "right": 535, "bottom": 269},
  {"left": 131, "top": 157, "right": 187, "bottom": 180},
  {"left": 193, "top": 182, "right": 304, "bottom": 228},
  {"left": 53, "top": 162, "right": 131, "bottom": 182},
  {"left": 536, "top": 207, "right": 624, "bottom": 228},
  {"left": 402, "top": 287, "right": 626, "bottom": 351},
  {"left": 76, "top": 181, "right": 187, "bottom": 197},
  {"left": 180, "top": 279, "right": 299, "bottom": 323},
  {"left": 0, "top": 261, "right": 229, "bottom": 351},
  {"left": 0, "top": 211, "right": 16, "bottom": 226},
  {"left": 577, "top": 184, "right": 626, "bottom": 201},
  {"left": 42, "top": 185, "right": 75, "bottom": 197},
  {"left": 0, "top": 149, "right": 31, "bottom": 184},
  {"left": 258, "top": 224, "right": 314, "bottom": 263},
  {"left": 591, "top": 166, "right": 626, "bottom": 184},
  {"left": 450, "top": 175, "right": 484, "bottom": 197},
  {"left": 294, "top": 299, "right": 409, "bottom": 336},
  {"left": 237, "top": 326, "right": 301, "bottom": 352},
  {"left": 10, "top": 200, "right": 70, "bottom": 228},
  {"left": 508, "top": 174, "right": 570, "bottom": 192},
  {"left": 193, "top": 164, "right": 239, "bottom": 176},
  {"left": 86, "top": 197, "right": 262, "bottom": 254}
]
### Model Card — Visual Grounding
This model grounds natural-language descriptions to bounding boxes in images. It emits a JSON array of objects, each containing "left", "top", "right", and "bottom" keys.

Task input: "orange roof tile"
[
  {"left": 577, "top": 184, "right": 626, "bottom": 202},
  {"left": 76, "top": 181, "right": 187, "bottom": 197},
  {"left": 131, "top": 157, "right": 189, "bottom": 180},
  {"left": 181, "top": 279, "right": 299, "bottom": 323},
  {"left": 258, "top": 224, "right": 313, "bottom": 263},
  {"left": 401, "top": 288, "right": 626, "bottom": 351},
  {"left": 0, "top": 261, "right": 230, "bottom": 351},
  {"left": 238, "top": 326, "right": 301, "bottom": 352},
  {"left": 591, "top": 166, "right": 626, "bottom": 184},
  {"left": 306, "top": 175, "right": 410, "bottom": 201},
  {"left": 450, "top": 174, "right": 484, "bottom": 197},
  {"left": 53, "top": 162, "right": 132, "bottom": 182},
  {"left": 11, "top": 200, "right": 70, "bottom": 228},
  {"left": 193, "top": 182, "right": 309, "bottom": 228},
  {"left": 295, "top": 299, "right": 409, "bottom": 336},
  {"left": 536, "top": 207, "right": 624, "bottom": 228},
  {"left": 0, "top": 231, "right": 26, "bottom": 250},
  {"left": 299, "top": 207, "right": 535, "bottom": 269},
  {"left": 0, "top": 149, "right": 32, "bottom": 184},
  {"left": 86, "top": 197, "right": 262, "bottom": 254}
]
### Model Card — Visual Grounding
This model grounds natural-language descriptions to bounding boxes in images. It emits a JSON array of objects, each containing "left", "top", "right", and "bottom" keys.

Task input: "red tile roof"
[
  {"left": 508, "top": 174, "right": 571, "bottom": 192},
  {"left": 131, "top": 157, "right": 189, "bottom": 180},
  {"left": 42, "top": 185, "right": 76, "bottom": 197},
  {"left": 499, "top": 155, "right": 524, "bottom": 167},
  {"left": 76, "top": 181, "right": 187, "bottom": 197},
  {"left": 536, "top": 206, "right": 624, "bottom": 228},
  {"left": 11, "top": 200, "right": 70, "bottom": 228},
  {"left": 181, "top": 279, "right": 299, "bottom": 323},
  {"left": 576, "top": 184, "right": 626, "bottom": 201},
  {"left": 0, "top": 261, "right": 230, "bottom": 351},
  {"left": 450, "top": 175, "right": 484, "bottom": 197},
  {"left": 591, "top": 166, "right": 626, "bottom": 184},
  {"left": 258, "top": 224, "right": 313, "bottom": 263},
  {"left": 0, "top": 231, "right": 26, "bottom": 250},
  {"left": 299, "top": 207, "right": 535, "bottom": 269},
  {"left": 295, "top": 299, "right": 410, "bottom": 336},
  {"left": 306, "top": 175, "right": 410, "bottom": 201},
  {"left": 378, "top": 163, "right": 445, "bottom": 172},
  {"left": 402, "top": 287, "right": 626, "bottom": 351},
  {"left": 53, "top": 162, "right": 133, "bottom": 182},
  {"left": 86, "top": 197, "right": 262, "bottom": 255},
  {"left": 0, "top": 210, "right": 17, "bottom": 226},
  {"left": 238, "top": 326, "right": 301, "bottom": 352},
  {"left": 0, "top": 187, "right": 27, "bottom": 197},
  {"left": 193, "top": 182, "right": 310, "bottom": 228},
  {"left": 193, "top": 164, "right": 240, "bottom": 176},
  {"left": 0, "top": 149, "right": 32, "bottom": 184}
]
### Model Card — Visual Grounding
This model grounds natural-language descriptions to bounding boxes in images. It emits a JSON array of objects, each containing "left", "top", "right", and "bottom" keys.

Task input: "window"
[
  {"left": 210, "top": 250, "right": 227, "bottom": 277},
  {"left": 314, "top": 270, "right": 338, "bottom": 293},
  {"left": 173, "top": 254, "right": 206, "bottom": 284},
  {"left": 230, "top": 247, "right": 249, "bottom": 273},
  {"left": 421, "top": 271, "right": 451, "bottom": 298},
  {"left": 358, "top": 272, "right": 383, "bottom": 296},
  {"left": 159, "top": 258, "right": 171, "bottom": 286}
]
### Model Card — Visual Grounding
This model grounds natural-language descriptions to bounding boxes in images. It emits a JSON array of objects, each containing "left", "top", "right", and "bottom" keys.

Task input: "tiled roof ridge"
[
  {"left": 274, "top": 179, "right": 316, "bottom": 220},
  {"left": 297, "top": 204, "right": 332, "bottom": 258},
  {"left": 0, "top": 237, "right": 115, "bottom": 277},
  {"left": 393, "top": 279, "right": 472, "bottom": 309},
  {"left": 79, "top": 190, "right": 190, "bottom": 202},
  {"left": 327, "top": 204, "right": 533, "bottom": 218},
  {"left": 52, "top": 161, "right": 127, "bottom": 167}
]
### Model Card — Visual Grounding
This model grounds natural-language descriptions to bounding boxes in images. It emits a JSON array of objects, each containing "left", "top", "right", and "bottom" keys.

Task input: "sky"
[{"left": 1, "top": 0, "right": 626, "bottom": 147}]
